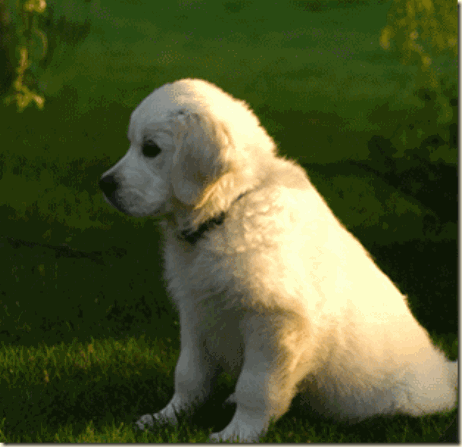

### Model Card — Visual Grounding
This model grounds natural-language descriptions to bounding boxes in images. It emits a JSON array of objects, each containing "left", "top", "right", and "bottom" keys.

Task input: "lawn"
[{"left": 0, "top": 0, "right": 457, "bottom": 442}]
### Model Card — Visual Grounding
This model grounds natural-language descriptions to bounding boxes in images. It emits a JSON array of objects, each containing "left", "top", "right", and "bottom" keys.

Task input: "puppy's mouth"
[
  {"left": 99, "top": 174, "right": 165, "bottom": 217},
  {"left": 102, "top": 193, "right": 125, "bottom": 214},
  {"left": 102, "top": 192, "right": 168, "bottom": 218}
]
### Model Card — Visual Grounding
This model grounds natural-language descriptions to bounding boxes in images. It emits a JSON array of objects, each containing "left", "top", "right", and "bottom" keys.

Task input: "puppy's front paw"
[
  {"left": 209, "top": 426, "right": 260, "bottom": 443},
  {"left": 135, "top": 414, "right": 157, "bottom": 431},
  {"left": 135, "top": 409, "right": 179, "bottom": 432},
  {"left": 209, "top": 408, "right": 268, "bottom": 443},
  {"left": 208, "top": 432, "right": 223, "bottom": 443}
]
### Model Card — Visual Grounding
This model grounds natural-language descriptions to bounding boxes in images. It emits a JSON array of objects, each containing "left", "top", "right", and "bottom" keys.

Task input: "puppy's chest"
[
  {"left": 164, "top": 232, "right": 237, "bottom": 300},
  {"left": 164, "top": 234, "right": 246, "bottom": 375}
]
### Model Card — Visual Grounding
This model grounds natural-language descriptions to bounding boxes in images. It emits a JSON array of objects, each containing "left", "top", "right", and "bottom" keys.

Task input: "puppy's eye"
[{"left": 142, "top": 140, "right": 161, "bottom": 158}]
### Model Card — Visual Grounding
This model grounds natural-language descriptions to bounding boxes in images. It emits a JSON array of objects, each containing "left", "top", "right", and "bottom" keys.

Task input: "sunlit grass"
[{"left": 0, "top": 330, "right": 456, "bottom": 442}]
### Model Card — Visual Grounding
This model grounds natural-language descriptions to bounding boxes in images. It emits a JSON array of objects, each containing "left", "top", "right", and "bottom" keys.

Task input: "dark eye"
[{"left": 142, "top": 140, "right": 161, "bottom": 158}]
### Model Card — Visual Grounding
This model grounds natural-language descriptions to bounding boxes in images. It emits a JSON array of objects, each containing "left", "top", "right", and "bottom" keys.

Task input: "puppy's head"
[{"left": 99, "top": 78, "right": 276, "bottom": 227}]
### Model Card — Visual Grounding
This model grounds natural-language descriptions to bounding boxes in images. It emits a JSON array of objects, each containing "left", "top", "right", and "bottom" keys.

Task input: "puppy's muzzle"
[{"left": 99, "top": 174, "right": 125, "bottom": 213}]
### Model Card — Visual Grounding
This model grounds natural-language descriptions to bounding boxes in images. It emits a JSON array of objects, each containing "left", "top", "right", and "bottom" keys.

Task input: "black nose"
[{"left": 99, "top": 175, "right": 118, "bottom": 197}]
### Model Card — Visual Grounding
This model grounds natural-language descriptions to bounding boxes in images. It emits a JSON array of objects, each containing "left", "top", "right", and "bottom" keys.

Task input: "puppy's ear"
[{"left": 172, "top": 111, "right": 235, "bottom": 209}]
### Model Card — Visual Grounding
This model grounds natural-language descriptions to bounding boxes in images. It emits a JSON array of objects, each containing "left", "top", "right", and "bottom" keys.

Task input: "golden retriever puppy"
[{"left": 99, "top": 78, "right": 457, "bottom": 443}]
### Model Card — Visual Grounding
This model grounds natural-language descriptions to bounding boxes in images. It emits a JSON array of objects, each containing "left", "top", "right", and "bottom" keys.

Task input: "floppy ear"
[{"left": 171, "top": 111, "right": 236, "bottom": 210}]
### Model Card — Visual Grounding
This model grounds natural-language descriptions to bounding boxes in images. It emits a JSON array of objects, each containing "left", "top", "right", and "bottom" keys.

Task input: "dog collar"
[{"left": 179, "top": 191, "right": 249, "bottom": 245}]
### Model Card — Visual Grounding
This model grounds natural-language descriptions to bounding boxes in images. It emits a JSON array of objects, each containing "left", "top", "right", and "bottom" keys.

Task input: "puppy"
[{"left": 99, "top": 78, "right": 458, "bottom": 442}]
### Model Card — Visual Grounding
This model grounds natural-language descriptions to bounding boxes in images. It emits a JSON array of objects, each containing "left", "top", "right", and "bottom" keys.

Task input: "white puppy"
[{"left": 99, "top": 78, "right": 458, "bottom": 443}]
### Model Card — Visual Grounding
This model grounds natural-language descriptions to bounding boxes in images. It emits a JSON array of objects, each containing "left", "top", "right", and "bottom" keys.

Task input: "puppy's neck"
[{"left": 171, "top": 191, "right": 250, "bottom": 245}]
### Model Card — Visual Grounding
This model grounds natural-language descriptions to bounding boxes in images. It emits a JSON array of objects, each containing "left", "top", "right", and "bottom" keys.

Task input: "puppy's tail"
[
  {"left": 449, "top": 360, "right": 459, "bottom": 388},
  {"left": 401, "top": 354, "right": 458, "bottom": 417}
]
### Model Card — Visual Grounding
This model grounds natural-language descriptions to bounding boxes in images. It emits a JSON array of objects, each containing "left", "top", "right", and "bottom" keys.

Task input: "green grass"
[
  {"left": 0, "top": 312, "right": 457, "bottom": 442},
  {"left": 0, "top": 223, "right": 457, "bottom": 442},
  {"left": 0, "top": 0, "right": 457, "bottom": 442}
]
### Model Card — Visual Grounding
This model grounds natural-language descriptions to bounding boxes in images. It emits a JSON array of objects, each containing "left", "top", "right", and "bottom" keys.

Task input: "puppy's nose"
[{"left": 99, "top": 175, "right": 117, "bottom": 196}]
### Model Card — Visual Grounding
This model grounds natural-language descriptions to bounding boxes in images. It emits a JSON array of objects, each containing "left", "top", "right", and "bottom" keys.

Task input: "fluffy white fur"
[{"left": 99, "top": 78, "right": 458, "bottom": 443}]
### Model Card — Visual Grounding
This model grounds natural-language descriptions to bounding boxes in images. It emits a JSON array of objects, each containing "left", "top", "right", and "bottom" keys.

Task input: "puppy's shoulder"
[
  {"left": 253, "top": 157, "right": 315, "bottom": 207},
  {"left": 266, "top": 157, "right": 312, "bottom": 191},
  {"left": 244, "top": 157, "right": 336, "bottom": 228},
  {"left": 229, "top": 158, "right": 311, "bottom": 230}
]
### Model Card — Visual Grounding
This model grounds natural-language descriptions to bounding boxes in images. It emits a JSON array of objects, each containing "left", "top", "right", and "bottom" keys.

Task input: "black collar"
[{"left": 179, "top": 191, "right": 249, "bottom": 245}]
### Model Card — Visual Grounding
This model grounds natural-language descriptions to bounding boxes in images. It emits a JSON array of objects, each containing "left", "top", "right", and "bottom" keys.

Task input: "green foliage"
[
  {"left": 38, "top": 0, "right": 94, "bottom": 72},
  {"left": 3, "top": 0, "right": 47, "bottom": 111},
  {"left": 380, "top": 0, "right": 457, "bottom": 65},
  {"left": 3, "top": 0, "right": 99, "bottom": 110},
  {"left": 379, "top": 0, "right": 457, "bottom": 164}
]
